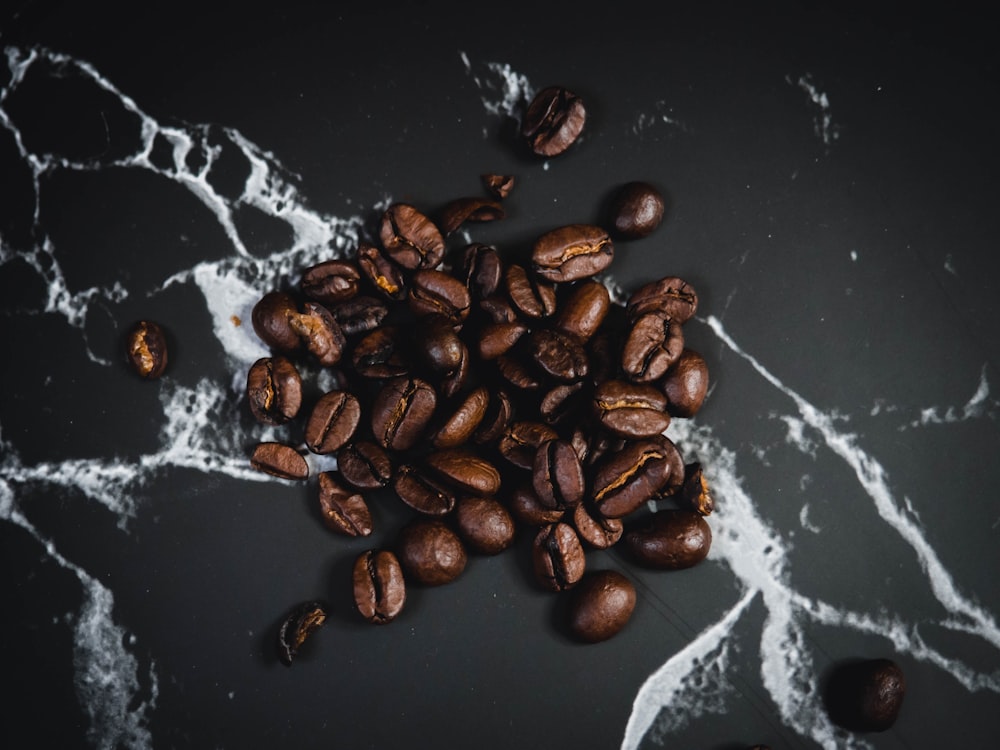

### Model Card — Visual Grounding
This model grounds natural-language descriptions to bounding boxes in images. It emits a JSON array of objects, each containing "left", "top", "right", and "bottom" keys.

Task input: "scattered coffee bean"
[
  {"left": 661, "top": 347, "right": 710, "bottom": 418},
  {"left": 393, "top": 464, "right": 457, "bottom": 516},
  {"left": 277, "top": 600, "right": 327, "bottom": 666},
  {"left": 521, "top": 85, "right": 586, "bottom": 157},
  {"left": 567, "top": 570, "right": 637, "bottom": 643},
  {"left": 304, "top": 390, "right": 361, "bottom": 455},
  {"left": 482, "top": 173, "right": 514, "bottom": 199},
  {"left": 370, "top": 376, "right": 437, "bottom": 452},
  {"left": 396, "top": 518, "right": 467, "bottom": 586},
  {"left": 627, "top": 276, "right": 698, "bottom": 324},
  {"left": 336, "top": 441, "right": 393, "bottom": 490},
  {"left": 126, "top": 320, "right": 169, "bottom": 379},
  {"left": 532, "top": 521, "right": 586, "bottom": 592},
  {"left": 624, "top": 509, "right": 712, "bottom": 569},
  {"left": 300, "top": 259, "right": 362, "bottom": 305},
  {"left": 437, "top": 196, "right": 505, "bottom": 235},
  {"left": 250, "top": 442, "right": 309, "bottom": 481},
  {"left": 824, "top": 658, "right": 906, "bottom": 732},
  {"left": 455, "top": 496, "right": 517, "bottom": 555},
  {"left": 531, "top": 224, "right": 614, "bottom": 283},
  {"left": 318, "top": 471, "right": 373, "bottom": 537},
  {"left": 593, "top": 379, "right": 672, "bottom": 439},
  {"left": 608, "top": 181, "right": 665, "bottom": 239},
  {"left": 353, "top": 550, "right": 406, "bottom": 624},
  {"left": 246, "top": 355, "right": 302, "bottom": 425},
  {"left": 379, "top": 202, "right": 445, "bottom": 270}
]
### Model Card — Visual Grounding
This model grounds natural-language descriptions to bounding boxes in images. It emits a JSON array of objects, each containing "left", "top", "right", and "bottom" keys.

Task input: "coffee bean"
[
  {"left": 507, "top": 481, "right": 566, "bottom": 527},
  {"left": 482, "top": 173, "right": 514, "bottom": 199},
  {"left": 336, "top": 441, "right": 393, "bottom": 490},
  {"left": 396, "top": 518, "right": 467, "bottom": 586},
  {"left": 460, "top": 242, "right": 504, "bottom": 299},
  {"left": 353, "top": 550, "right": 406, "bottom": 624},
  {"left": 379, "top": 203, "right": 446, "bottom": 270},
  {"left": 454, "top": 496, "right": 516, "bottom": 555},
  {"left": 593, "top": 379, "right": 671, "bottom": 439},
  {"left": 627, "top": 276, "right": 698, "bottom": 324},
  {"left": 504, "top": 263, "right": 557, "bottom": 318},
  {"left": 429, "top": 386, "right": 490, "bottom": 449},
  {"left": 126, "top": 320, "right": 169, "bottom": 379},
  {"left": 521, "top": 85, "right": 586, "bottom": 157},
  {"left": 425, "top": 448, "right": 502, "bottom": 496},
  {"left": 497, "top": 421, "right": 559, "bottom": 471},
  {"left": 680, "top": 462, "right": 714, "bottom": 515},
  {"left": 661, "top": 348, "right": 710, "bottom": 418},
  {"left": 329, "top": 295, "right": 390, "bottom": 337},
  {"left": 472, "top": 388, "right": 513, "bottom": 445},
  {"left": 532, "top": 438, "right": 585, "bottom": 510},
  {"left": 277, "top": 600, "right": 328, "bottom": 666},
  {"left": 300, "top": 259, "right": 362, "bottom": 305},
  {"left": 608, "top": 181, "right": 665, "bottom": 239},
  {"left": 531, "top": 224, "right": 614, "bottom": 283},
  {"left": 351, "top": 325, "right": 410, "bottom": 379},
  {"left": 479, "top": 294, "right": 519, "bottom": 324},
  {"left": 477, "top": 320, "right": 529, "bottom": 360},
  {"left": 567, "top": 570, "right": 636, "bottom": 643},
  {"left": 572, "top": 502, "right": 623, "bottom": 550},
  {"left": 437, "top": 196, "right": 505, "bottom": 235},
  {"left": 532, "top": 521, "right": 586, "bottom": 592},
  {"left": 494, "top": 350, "right": 544, "bottom": 391},
  {"left": 555, "top": 279, "right": 611, "bottom": 341},
  {"left": 408, "top": 268, "right": 472, "bottom": 325},
  {"left": 393, "top": 464, "right": 457, "bottom": 516},
  {"left": 621, "top": 313, "right": 684, "bottom": 383},
  {"left": 291, "top": 301, "right": 347, "bottom": 367},
  {"left": 623, "top": 509, "right": 712, "bottom": 569},
  {"left": 415, "top": 314, "right": 466, "bottom": 376},
  {"left": 357, "top": 241, "right": 407, "bottom": 302},
  {"left": 252, "top": 291, "right": 300, "bottom": 352},
  {"left": 250, "top": 442, "right": 309, "bottom": 481},
  {"left": 539, "top": 381, "right": 588, "bottom": 426},
  {"left": 318, "top": 471, "right": 373, "bottom": 536},
  {"left": 824, "top": 658, "right": 906, "bottom": 732},
  {"left": 527, "top": 328, "right": 589, "bottom": 382},
  {"left": 305, "top": 390, "right": 361, "bottom": 454},
  {"left": 370, "top": 376, "right": 437, "bottom": 451},
  {"left": 591, "top": 439, "right": 675, "bottom": 519},
  {"left": 246, "top": 355, "right": 302, "bottom": 425}
]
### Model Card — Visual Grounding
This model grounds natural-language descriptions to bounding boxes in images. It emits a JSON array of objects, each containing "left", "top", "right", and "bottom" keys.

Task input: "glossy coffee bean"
[
  {"left": 393, "top": 464, "right": 457, "bottom": 516},
  {"left": 437, "top": 196, "right": 504, "bottom": 235},
  {"left": 300, "top": 259, "right": 362, "bottom": 305},
  {"left": 825, "top": 658, "right": 906, "bottom": 732},
  {"left": 396, "top": 518, "right": 467, "bottom": 586},
  {"left": 357, "top": 241, "right": 407, "bottom": 301},
  {"left": 555, "top": 279, "right": 611, "bottom": 341},
  {"left": 532, "top": 438, "right": 585, "bottom": 510},
  {"left": 507, "top": 482, "right": 565, "bottom": 527},
  {"left": 532, "top": 521, "right": 586, "bottom": 592},
  {"left": 627, "top": 276, "right": 698, "bottom": 324},
  {"left": 472, "top": 388, "right": 513, "bottom": 445},
  {"left": 460, "top": 243, "right": 503, "bottom": 299},
  {"left": 504, "top": 263, "right": 557, "bottom": 318},
  {"left": 567, "top": 570, "right": 636, "bottom": 643},
  {"left": 336, "top": 441, "right": 393, "bottom": 490},
  {"left": 531, "top": 224, "right": 614, "bottom": 283},
  {"left": 608, "top": 181, "right": 665, "bottom": 239},
  {"left": 408, "top": 268, "right": 472, "bottom": 324},
  {"left": 370, "top": 376, "right": 437, "bottom": 451},
  {"left": 329, "top": 295, "right": 389, "bottom": 337},
  {"left": 648, "top": 433, "right": 687, "bottom": 498},
  {"left": 591, "top": 439, "right": 675, "bottom": 519},
  {"left": 477, "top": 320, "right": 528, "bottom": 360},
  {"left": 592, "top": 379, "right": 671, "bottom": 439},
  {"left": 379, "top": 203, "right": 446, "bottom": 270},
  {"left": 482, "top": 173, "right": 514, "bottom": 199},
  {"left": 539, "top": 381, "right": 587, "bottom": 426},
  {"left": 277, "top": 600, "right": 328, "bottom": 666},
  {"left": 250, "top": 442, "right": 309, "bottom": 481},
  {"left": 623, "top": 509, "right": 712, "bottom": 569},
  {"left": 661, "top": 348, "right": 710, "bottom": 418},
  {"left": 246, "top": 355, "right": 302, "bottom": 425},
  {"left": 521, "top": 85, "right": 586, "bottom": 157},
  {"left": 527, "top": 328, "right": 589, "bottom": 382},
  {"left": 126, "top": 320, "right": 169, "bottom": 379},
  {"left": 429, "top": 386, "right": 489, "bottom": 449},
  {"left": 415, "top": 314, "right": 465, "bottom": 375},
  {"left": 353, "top": 550, "right": 406, "bottom": 624},
  {"left": 455, "top": 496, "right": 516, "bottom": 555},
  {"left": 572, "top": 502, "right": 623, "bottom": 550},
  {"left": 290, "top": 301, "right": 347, "bottom": 367},
  {"left": 318, "top": 471, "right": 373, "bottom": 536},
  {"left": 680, "top": 462, "right": 714, "bottom": 515},
  {"left": 494, "top": 351, "right": 543, "bottom": 391},
  {"left": 252, "top": 291, "right": 299, "bottom": 352},
  {"left": 621, "top": 313, "right": 684, "bottom": 383},
  {"left": 305, "top": 390, "right": 361, "bottom": 454},
  {"left": 497, "top": 420, "right": 559, "bottom": 471},
  {"left": 351, "top": 326, "right": 409, "bottom": 379},
  {"left": 425, "top": 448, "right": 502, "bottom": 496}
]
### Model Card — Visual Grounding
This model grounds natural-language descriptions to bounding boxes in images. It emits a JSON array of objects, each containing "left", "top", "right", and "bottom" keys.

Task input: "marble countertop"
[{"left": 2, "top": 3, "right": 998, "bottom": 748}]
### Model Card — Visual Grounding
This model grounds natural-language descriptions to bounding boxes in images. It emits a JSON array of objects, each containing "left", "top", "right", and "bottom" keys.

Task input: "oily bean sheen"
[
  {"left": 521, "top": 85, "right": 586, "bottom": 157},
  {"left": 252, "top": 291, "right": 299, "bottom": 352},
  {"left": 532, "top": 522, "right": 586, "bottom": 592},
  {"left": 455, "top": 496, "right": 517, "bottom": 555},
  {"left": 438, "top": 196, "right": 504, "bottom": 235},
  {"left": 661, "top": 348, "right": 710, "bottom": 418},
  {"left": 508, "top": 482, "right": 565, "bottom": 527},
  {"left": 318, "top": 472, "right": 372, "bottom": 537},
  {"left": 305, "top": 390, "right": 361, "bottom": 454},
  {"left": 680, "top": 462, "right": 714, "bottom": 516},
  {"left": 528, "top": 328, "right": 589, "bottom": 382},
  {"left": 379, "top": 203, "right": 446, "bottom": 270},
  {"left": 250, "top": 442, "right": 309, "bottom": 481},
  {"left": 277, "top": 600, "right": 327, "bottom": 666},
  {"left": 371, "top": 376, "right": 437, "bottom": 451},
  {"left": 627, "top": 276, "right": 698, "bottom": 324},
  {"left": 397, "top": 518, "right": 467, "bottom": 586},
  {"left": 409, "top": 268, "right": 472, "bottom": 324},
  {"left": 567, "top": 570, "right": 637, "bottom": 643},
  {"left": 353, "top": 550, "right": 406, "bottom": 624},
  {"left": 624, "top": 509, "right": 712, "bottom": 569},
  {"left": 498, "top": 421, "right": 559, "bottom": 470},
  {"left": 429, "top": 386, "right": 489, "bottom": 448},
  {"left": 609, "top": 181, "right": 665, "bottom": 239},
  {"left": 531, "top": 224, "right": 614, "bottom": 283},
  {"left": 621, "top": 313, "right": 684, "bottom": 383},
  {"left": 555, "top": 279, "right": 611, "bottom": 341},
  {"left": 461, "top": 243, "right": 503, "bottom": 299},
  {"left": 300, "top": 259, "right": 361, "bottom": 305},
  {"left": 357, "top": 241, "right": 407, "bottom": 301},
  {"left": 247, "top": 355, "right": 302, "bottom": 425},
  {"left": 532, "top": 439, "right": 585, "bottom": 510},
  {"left": 572, "top": 502, "right": 623, "bottom": 549},
  {"left": 591, "top": 439, "right": 675, "bottom": 519},
  {"left": 593, "top": 379, "right": 671, "bottom": 439},
  {"left": 126, "top": 320, "right": 168, "bottom": 379},
  {"left": 425, "top": 448, "right": 501, "bottom": 496},
  {"left": 825, "top": 659, "right": 906, "bottom": 732},
  {"left": 336, "top": 441, "right": 393, "bottom": 490},
  {"left": 505, "top": 264, "right": 557, "bottom": 318},
  {"left": 330, "top": 295, "right": 389, "bottom": 337},
  {"left": 393, "top": 464, "right": 456, "bottom": 516}
]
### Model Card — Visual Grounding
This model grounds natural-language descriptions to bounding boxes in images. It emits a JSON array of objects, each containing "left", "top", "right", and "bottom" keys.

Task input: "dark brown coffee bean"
[
  {"left": 300, "top": 259, "right": 362, "bottom": 305},
  {"left": 415, "top": 314, "right": 465, "bottom": 375},
  {"left": 126, "top": 320, "right": 169, "bottom": 379},
  {"left": 353, "top": 550, "right": 406, "bottom": 624},
  {"left": 477, "top": 320, "right": 528, "bottom": 360},
  {"left": 425, "top": 448, "right": 502, "bottom": 496},
  {"left": 437, "top": 196, "right": 505, "bottom": 235},
  {"left": 396, "top": 518, "right": 467, "bottom": 586},
  {"left": 825, "top": 658, "right": 906, "bottom": 732},
  {"left": 582, "top": 430, "right": 628, "bottom": 468},
  {"left": 472, "top": 389, "right": 513, "bottom": 445},
  {"left": 661, "top": 348, "right": 710, "bottom": 418},
  {"left": 277, "top": 600, "right": 328, "bottom": 666},
  {"left": 439, "top": 346, "right": 469, "bottom": 400},
  {"left": 351, "top": 326, "right": 409, "bottom": 379},
  {"left": 305, "top": 390, "right": 361, "bottom": 454},
  {"left": 648, "top": 433, "right": 687, "bottom": 498},
  {"left": 531, "top": 224, "right": 614, "bottom": 283},
  {"left": 572, "top": 502, "right": 623, "bottom": 549},
  {"left": 567, "top": 570, "right": 636, "bottom": 643},
  {"left": 586, "top": 329, "right": 619, "bottom": 385},
  {"left": 621, "top": 313, "right": 684, "bottom": 383},
  {"left": 504, "top": 263, "right": 557, "bottom": 319},
  {"left": 250, "top": 442, "right": 309, "bottom": 481},
  {"left": 521, "top": 85, "right": 586, "bottom": 158},
  {"left": 454, "top": 496, "right": 516, "bottom": 555},
  {"left": 555, "top": 279, "right": 611, "bottom": 341},
  {"left": 507, "top": 482, "right": 565, "bottom": 526},
  {"left": 532, "top": 521, "right": 586, "bottom": 592},
  {"left": 393, "top": 464, "right": 457, "bottom": 516},
  {"left": 498, "top": 421, "right": 559, "bottom": 470},
  {"left": 429, "top": 386, "right": 489, "bottom": 449},
  {"left": 461, "top": 243, "right": 504, "bottom": 299},
  {"left": 623, "top": 509, "right": 712, "bottom": 569},
  {"left": 252, "top": 291, "right": 300, "bottom": 352},
  {"left": 246, "top": 355, "right": 302, "bottom": 425},
  {"left": 608, "top": 181, "right": 665, "bottom": 239},
  {"left": 591, "top": 439, "right": 676, "bottom": 519},
  {"left": 330, "top": 295, "right": 389, "bottom": 337},
  {"left": 357, "top": 241, "right": 407, "bottom": 301},
  {"left": 371, "top": 376, "right": 437, "bottom": 451},
  {"left": 379, "top": 203, "right": 445, "bottom": 270},
  {"left": 528, "top": 328, "right": 589, "bottom": 382},
  {"left": 593, "top": 379, "right": 671, "bottom": 439},
  {"left": 539, "top": 381, "right": 587, "bottom": 426},
  {"left": 318, "top": 471, "right": 373, "bottom": 536},
  {"left": 336, "top": 441, "right": 393, "bottom": 490},
  {"left": 479, "top": 294, "right": 519, "bottom": 324},
  {"left": 289, "top": 301, "right": 346, "bottom": 367},
  {"left": 495, "top": 348, "right": 544, "bottom": 391},
  {"left": 482, "top": 173, "right": 514, "bottom": 199},
  {"left": 680, "top": 462, "right": 714, "bottom": 515},
  {"left": 408, "top": 268, "right": 471, "bottom": 325},
  {"left": 627, "top": 276, "right": 698, "bottom": 324},
  {"left": 532, "top": 438, "right": 585, "bottom": 510}
]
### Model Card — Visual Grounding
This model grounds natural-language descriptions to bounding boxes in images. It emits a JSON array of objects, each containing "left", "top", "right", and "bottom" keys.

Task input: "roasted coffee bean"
[
  {"left": 277, "top": 600, "right": 328, "bottom": 666},
  {"left": 627, "top": 276, "right": 698, "bottom": 324},
  {"left": 396, "top": 518, "right": 467, "bottom": 586},
  {"left": 415, "top": 314, "right": 465, "bottom": 375},
  {"left": 393, "top": 464, "right": 457, "bottom": 516},
  {"left": 455, "top": 496, "right": 516, "bottom": 555},
  {"left": 586, "top": 329, "right": 619, "bottom": 386},
  {"left": 250, "top": 442, "right": 309, "bottom": 481},
  {"left": 572, "top": 502, "right": 623, "bottom": 550},
  {"left": 290, "top": 301, "right": 346, "bottom": 367},
  {"left": 531, "top": 224, "right": 614, "bottom": 283},
  {"left": 300, "top": 259, "right": 362, "bottom": 305},
  {"left": 353, "top": 550, "right": 406, "bottom": 624},
  {"left": 532, "top": 438, "right": 585, "bottom": 510},
  {"left": 498, "top": 421, "right": 559, "bottom": 470},
  {"left": 479, "top": 294, "right": 519, "bottom": 324},
  {"left": 555, "top": 279, "right": 611, "bottom": 341},
  {"left": 437, "top": 196, "right": 505, "bottom": 235},
  {"left": 528, "top": 328, "right": 589, "bottom": 382},
  {"left": 425, "top": 448, "right": 502, "bottom": 496},
  {"left": 608, "top": 181, "right": 665, "bottom": 239},
  {"left": 357, "top": 241, "right": 407, "bottom": 301},
  {"left": 126, "top": 320, "right": 169, "bottom": 379},
  {"left": 539, "top": 381, "right": 587, "bottom": 426},
  {"left": 429, "top": 386, "right": 489, "bottom": 448},
  {"left": 623, "top": 509, "right": 712, "bottom": 569},
  {"left": 246, "top": 355, "right": 302, "bottom": 425},
  {"left": 477, "top": 320, "right": 528, "bottom": 360},
  {"left": 583, "top": 429, "right": 628, "bottom": 468},
  {"left": 461, "top": 243, "right": 504, "bottom": 300},
  {"left": 370, "top": 376, "right": 437, "bottom": 451},
  {"left": 318, "top": 471, "right": 373, "bottom": 536},
  {"left": 521, "top": 85, "right": 586, "bottom": 157},
  {"left": 472, "top": 388, "right": 513, "bottom": 445},
  {"left": 336, "top": 441, "right": 393, "bottom": 490},
  {"left": 495, "top": 351, "right": 543, "bottom": 391},
  {"left": 252, "top": 291, "right": 300, "bottom": 352},
  {"left": 379, "top": 203, "right": 445, "bottom": 270},
  {"left": 507, "top": 482, "right": 565, "bottom": 526},
  {"left": 532, "top": 521, "right": 586, "bottom": 592},
  {"left": 351, "top": 326, "right": 409, "bottom": 379},
  {"left": 591, "top": 439, "right": 675, "bottom": 519},
  {"left": 408, "top": 268, "right": 471, "bottom": 325},
  {"left": 305, "top": 390, "right": 361, "bottom": 454},
  {"left": 621, "top": 313, "right": 684, "bottom": 383},
  {"left": 593, "top": 379, "right": 671, "bottom": 439},
  {"left": 825, "top": 658, "right": 906, "bottom": 732},
  {"left": 567, "top": 570, "right": 636, "bottom": 643},
  {"left": 661, "top": 348, "right": 710, "bottom": 418},
  {"left": 504, "top": 263, "right": 557, "bottom": 319},
  {"left": 438, "top": 343, "right": 469, "bottom": 399},
  {"left": 649, "top": 433, "right": 687, "bottom": 498},
  {"left": 680, "top": 461, "right": 714, "bottom": 515},
  {"left": 482, "top": 173, "right": 514, "bottom": 199},
  {"left": 330, "top": 295, "right": 389, "bottom": 337}
]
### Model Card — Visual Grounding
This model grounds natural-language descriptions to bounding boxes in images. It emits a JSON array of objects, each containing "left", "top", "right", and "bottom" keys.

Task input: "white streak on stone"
[
  {"left": 792, "top": 73, "right": 840, "bottom": 148},
  {"left": 459, "top": 52, "right": 533, "bottom": 120},
  {"left": 902, "top": 365, "right": 996, "bottom": 429}
]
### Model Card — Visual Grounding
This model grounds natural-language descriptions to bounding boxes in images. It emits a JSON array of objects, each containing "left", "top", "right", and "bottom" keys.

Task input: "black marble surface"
[{"left": 2, "top": 3, "right": 998, "bottom": 748}]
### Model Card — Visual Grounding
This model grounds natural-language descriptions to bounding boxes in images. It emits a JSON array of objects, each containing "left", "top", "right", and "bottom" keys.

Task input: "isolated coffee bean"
[
  {"left": 507, "top": 482, "right": 566, "bottom": 527},
  {"left": 460, "top": 243, "right": 504, "bottom": 299},
  {"left": 627, "top": 276, "right": 698, "bottom": 324},
  {"left": 521, "top": 85, "right": 586, "bottom": 157},
  {"left": 824, "top": 658, "right": 906, "bottom": 732},
  {"left": 357, "top": 241, "right": 407, "bottom": 301},
  {"left": 396, "top": 518, "right": 467, "bottom": 586},
  {"left": 126, "top": 320, "right": 169, "bottom": 379},
  {"left": 591, "top": 439, "right": 675, "bottom": 519},
  {"left": 531, "top": 224, "right": 614, "bottom": 283},
  {"left": 305, "top": 390, "right": 361, "bottom": 454},
  {"left": 593, "top": 379, "right": 671, "bottom": 439},
  {"left": 300, "top": 259, "right": 362, "bottom": 305},
  {"left": 532, "top": 521, "right": 586, "bottom": 592},
  {"left": 505, "top": 263, "right": 557, "bottom": 318},
  {"left": 455, "top": 496, "right": 516, "bottom": 555},
  {"left": 482, "top": 173, "right": 514, "bottom": 199},
  {"left": 621, "top": 313, "right": 684, "bottom": 383},
  {"left": 250, "top": 442, "right": 309, "bottom": 481},
  {"left": 567, "top": 570, "right": 636, "bottom": 643},
  {"left": 408, "top": 268, "right": 472, "bottom": 324},
  {"left": 351, "top": 326, "right": 409, "bottom": 379},
  {"left": 318, "top": 471, "right": 373, "bottom": 537},
  {"left": 429, "top": 386, "right": 489, "bottom": 449},
  {"left": 608, "top": 181, "right": 665, "bottom": 239},
  {"left": 353, "top": 550, "right": 406, "bottom": 624},
  {"left": 437, "top": 196, "right": 505, "bottom": 235},
  {"left": 527, "top": 328, "right": 589, "bottom": 382},
  {"left": 277, "top": 600, "right": 328, "bottom": 666},
  {"left": 425, "top": 448, "right": 502, "bottom": 496},
  {"left": 379, "top": 203, "right": 446, "bottom": 270},
  {"left": 370, "top": 376, "right": 437, "bottom": 451},
  {"left": 572, "top": 502, "right": 623, "bottom": 550},
  {"left": 624, "top": 509, "right": 712, "bottom": 569},
  {"left": 246, "top": 355, "right": 302, "bottom": 425},
  {"left": 555, "top": 279, "right": 611, "bottom": 341},
  {"left": 336, "top": 441, "right": 393, "bottom": 490},
  {"left": 393, "top": 464, "right": 457, "bottom": 516},
  {"left": 252, "top": 291, "right": 299, "bottom": 352},
  {"left": 532, "top": 439, "right": 585, "bottom": 510},
  {"left": 329, "top": 295, "right": 389, "bottom": 337},
  {"left": 661, "top": 348, "right": 710, "bottom": 418}
]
